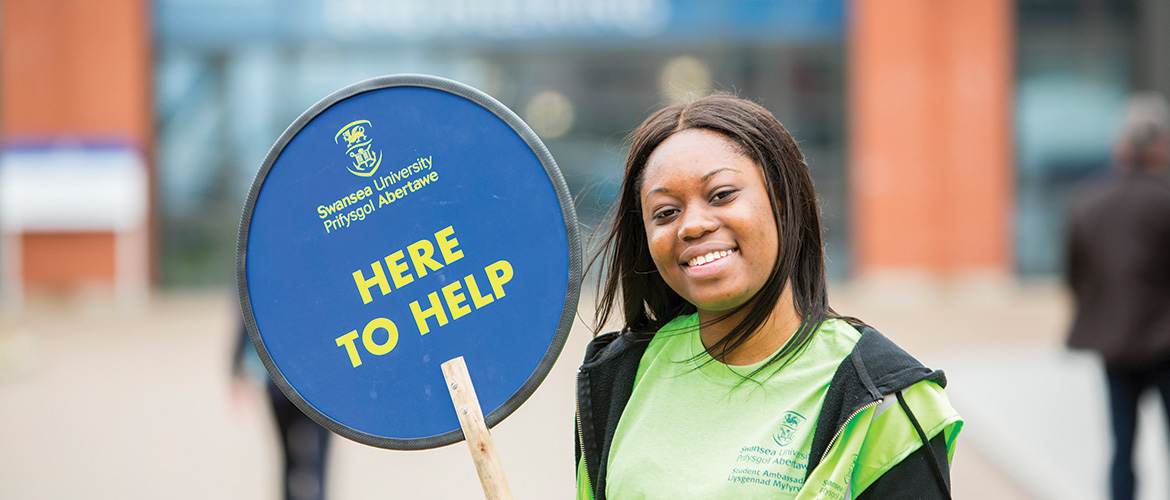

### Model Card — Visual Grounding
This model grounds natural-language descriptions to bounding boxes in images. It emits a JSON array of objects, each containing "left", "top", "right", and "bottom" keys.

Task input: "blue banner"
[{"left": 158, "top": 0, "right": 844, "bottom": 46}]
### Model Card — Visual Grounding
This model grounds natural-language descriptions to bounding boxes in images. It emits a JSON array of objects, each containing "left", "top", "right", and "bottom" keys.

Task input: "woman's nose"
[{"left": 678, "top": 206, "right": 718, "bottom": 241}]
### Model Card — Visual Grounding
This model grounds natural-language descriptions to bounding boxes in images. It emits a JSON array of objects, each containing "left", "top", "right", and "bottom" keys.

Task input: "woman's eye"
[
  {"left": 712, "top": 189, "right": 738, "bottom": 202},
  {"left": 653, "top": 208, "right": 679, "bottom": 221}
]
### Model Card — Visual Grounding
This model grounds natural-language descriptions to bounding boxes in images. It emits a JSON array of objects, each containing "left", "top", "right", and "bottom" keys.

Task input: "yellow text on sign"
[
  {"left": 350, "top": 225, "right": 464, "bottom": 304},
  {"left": 409, "top": 259, "right": 513, "bottom": 335},
  {"left": 334, "top": 317, "right": 398, "bottom": 369},
  {"left": 333, "top": 260, "right": 514, "bottom": 368}
]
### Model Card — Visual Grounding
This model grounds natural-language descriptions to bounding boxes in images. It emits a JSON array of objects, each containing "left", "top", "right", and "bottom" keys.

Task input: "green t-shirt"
[{"left": 575, "top": 314, "right": 962, "bottom": 500}]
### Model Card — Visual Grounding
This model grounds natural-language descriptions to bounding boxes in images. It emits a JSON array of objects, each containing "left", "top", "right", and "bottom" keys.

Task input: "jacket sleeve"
[{"left": 856, "top": 432, "right": 951, "bottom": 499}]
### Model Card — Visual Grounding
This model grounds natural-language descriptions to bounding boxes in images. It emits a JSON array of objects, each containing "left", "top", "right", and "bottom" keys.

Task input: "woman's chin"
[{"left": 690, "top": 296, "right": 752, "bottom": 318}]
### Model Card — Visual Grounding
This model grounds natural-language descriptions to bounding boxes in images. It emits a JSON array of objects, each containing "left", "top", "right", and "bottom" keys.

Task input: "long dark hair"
[{"left": 588, "top": 93, "right": 844, "bottom": 367}]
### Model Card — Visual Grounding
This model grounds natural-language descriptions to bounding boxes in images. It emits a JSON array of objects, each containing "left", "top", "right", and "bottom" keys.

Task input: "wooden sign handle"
[{"left": 441, "top": 356, "right": 514, "bottom": 500}]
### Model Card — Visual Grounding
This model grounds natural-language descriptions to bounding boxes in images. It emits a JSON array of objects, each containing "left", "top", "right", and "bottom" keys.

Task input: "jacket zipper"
[
  {"left": 819, "top": 397, "right": 883, "bottom": 465},
  {"left": 576, "top": 369, "right": 595, "bottom": 499}
]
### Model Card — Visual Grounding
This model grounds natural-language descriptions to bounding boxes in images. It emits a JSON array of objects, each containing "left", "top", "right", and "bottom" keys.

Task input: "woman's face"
[{"left": 640, "top": 128, "right": 779, "bottom": 315}]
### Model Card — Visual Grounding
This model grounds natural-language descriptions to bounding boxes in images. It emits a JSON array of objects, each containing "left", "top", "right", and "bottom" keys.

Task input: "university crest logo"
[
  {"left": 335, "top": 120, "right": 382, "bottom": 177},
  {"left": 773, "top": 411, "right": 807, "bottom": 447}
]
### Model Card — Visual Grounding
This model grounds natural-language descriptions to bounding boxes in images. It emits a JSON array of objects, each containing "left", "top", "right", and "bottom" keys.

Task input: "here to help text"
[{"left": 333, "top": 225, "right": 514, "bottom": 368}]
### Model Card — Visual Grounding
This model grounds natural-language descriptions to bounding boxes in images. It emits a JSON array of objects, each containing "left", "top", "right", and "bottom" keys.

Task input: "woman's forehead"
[
  {"left": 640, "top": 130, "right": 758, "bottom": 194},
  {"left": 647, "top": 129, "right": 740, "bottom": 164}
]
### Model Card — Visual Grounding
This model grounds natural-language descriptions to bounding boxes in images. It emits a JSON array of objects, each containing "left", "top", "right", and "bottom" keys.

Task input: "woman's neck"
[{"left": 696, "top": 284, "right": 803, "bottom": 366}]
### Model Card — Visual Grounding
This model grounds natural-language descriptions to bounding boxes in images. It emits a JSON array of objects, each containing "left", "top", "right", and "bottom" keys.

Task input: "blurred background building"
[
  {"left": 4, "top": 1, "right": 1170, "bottom": 499},
  {"left": 2, "top": 0, "right": 1168, "bottom": 297}
]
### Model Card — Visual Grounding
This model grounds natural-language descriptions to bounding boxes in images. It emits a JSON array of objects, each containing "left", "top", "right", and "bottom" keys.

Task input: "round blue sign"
[{"left": 237, "top": 75, "right": 581, "bottom": 450}]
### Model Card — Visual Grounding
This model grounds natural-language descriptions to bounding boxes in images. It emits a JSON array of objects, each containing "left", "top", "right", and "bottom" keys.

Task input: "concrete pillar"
[
  {"left": 0, "top": 0, "right": 153, "bottom": 307},
  {"left": 849, "top": 0, "right": 1013, "bottom": 282}
]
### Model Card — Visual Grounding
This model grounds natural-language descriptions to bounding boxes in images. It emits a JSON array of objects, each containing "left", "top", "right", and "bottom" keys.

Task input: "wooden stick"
[{"left": 441, "top": 356, "right": 514, "bottom": 500}]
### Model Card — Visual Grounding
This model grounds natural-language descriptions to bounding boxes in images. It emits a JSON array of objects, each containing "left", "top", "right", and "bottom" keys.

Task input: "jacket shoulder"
[
  {"left": 580, "top": 330, "right": 654, "bottom": 368},
  {"left": 852, "top": 325, "right": 947, "bottom": 394},
  {"left": 806, "top": 323, "right": 946, "bottom": 477}
]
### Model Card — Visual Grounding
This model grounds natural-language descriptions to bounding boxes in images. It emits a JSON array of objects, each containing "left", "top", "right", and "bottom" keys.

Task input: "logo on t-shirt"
[{"left": 773, "top": 411, "right": 807, "bottom": 446}]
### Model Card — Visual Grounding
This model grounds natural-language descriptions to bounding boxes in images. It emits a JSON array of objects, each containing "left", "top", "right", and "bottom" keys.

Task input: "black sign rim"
[{"left": 235, "top": 74, "right": 582, "bottom": 450}]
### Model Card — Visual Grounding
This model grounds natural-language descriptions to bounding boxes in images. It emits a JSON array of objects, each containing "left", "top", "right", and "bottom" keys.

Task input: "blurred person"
[
  {"left": 576, "top": 94, "right": 963, "bottom": 499},
  {"left": 233, "top": 322, "right": 331, "bottom": 500},
  {"left": 1066, "top": 92, "right": 1170, "bottom": 500}
]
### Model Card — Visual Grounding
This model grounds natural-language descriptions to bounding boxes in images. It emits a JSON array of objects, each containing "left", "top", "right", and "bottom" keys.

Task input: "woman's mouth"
[{"left": 684, "top": 249, "right": 737, "bottom": 268}]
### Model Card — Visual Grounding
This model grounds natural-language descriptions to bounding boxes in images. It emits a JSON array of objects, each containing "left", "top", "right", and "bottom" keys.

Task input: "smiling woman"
[
  {"left": 640, "top": 129, "right": 789, "bottom": 362},
  {"left": 593, "top": 94, "right": 828, "bottom": 369},
  {"left": 575, "top": 94, "right": 963, "bottom": 500}
]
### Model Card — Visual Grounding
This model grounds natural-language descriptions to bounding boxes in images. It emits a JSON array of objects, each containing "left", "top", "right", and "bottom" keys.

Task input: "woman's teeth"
[{"left": 687, "top": 249, "right": 734, "bottom": 267}]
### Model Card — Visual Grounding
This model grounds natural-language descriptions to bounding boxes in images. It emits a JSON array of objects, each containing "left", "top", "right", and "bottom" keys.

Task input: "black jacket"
[
  {"left": 575, "top": 324, "right": 953, "bottom": 499},
  {"left": 1066, "top": 171, "right": 1170, "bottom": 367}
]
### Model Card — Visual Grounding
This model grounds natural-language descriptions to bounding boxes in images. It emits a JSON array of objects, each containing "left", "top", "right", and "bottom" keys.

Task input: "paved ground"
[{"left": 0, "top": 281, "right": 1165, "bottom": 499}]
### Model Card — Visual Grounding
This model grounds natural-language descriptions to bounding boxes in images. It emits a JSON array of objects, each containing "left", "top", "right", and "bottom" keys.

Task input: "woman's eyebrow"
[{"left": 701, "top": 167, "right": 740, "bottom": 182}]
